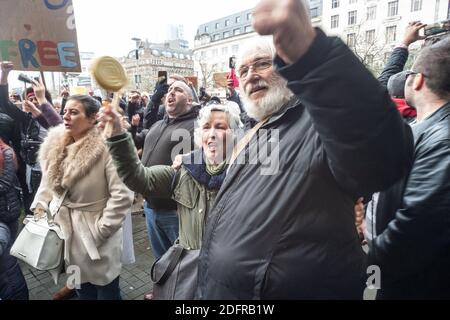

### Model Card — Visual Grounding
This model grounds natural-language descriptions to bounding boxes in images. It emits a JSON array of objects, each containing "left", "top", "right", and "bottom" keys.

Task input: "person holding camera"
[
  {"left": 126, "top": 91, "right": 144, "bottom": 133},
  {"left": 1, "top": 62, "right": 63, "bottom": 210},
  {"left": 0, "top": 62, "right": 40, "bottom": 215}
]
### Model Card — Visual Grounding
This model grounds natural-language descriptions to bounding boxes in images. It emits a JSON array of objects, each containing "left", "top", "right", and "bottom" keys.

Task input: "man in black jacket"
[
  {"left": 134, "top": 81, "right": 198, "bottom": 264},
  {"left": 367, "top": 38, "right": 450, "bottom": 299},
  {"left": 196, "top": 0, "right": 414, "bottom": 299}
]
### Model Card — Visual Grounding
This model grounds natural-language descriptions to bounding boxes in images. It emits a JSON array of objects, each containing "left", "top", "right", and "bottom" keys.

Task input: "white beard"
[{"left": 241, "top": 76, "right": 293, "bottom": 121}]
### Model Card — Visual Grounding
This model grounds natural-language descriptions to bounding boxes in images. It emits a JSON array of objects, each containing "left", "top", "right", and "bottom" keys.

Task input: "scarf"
[{"left": 182, "top": 149, "right": 227, "bottom": 190}]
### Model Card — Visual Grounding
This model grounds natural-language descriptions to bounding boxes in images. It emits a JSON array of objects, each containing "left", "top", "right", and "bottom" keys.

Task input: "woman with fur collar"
[{"left": 31, "top": 95, "right": 134, "bottom": 300}]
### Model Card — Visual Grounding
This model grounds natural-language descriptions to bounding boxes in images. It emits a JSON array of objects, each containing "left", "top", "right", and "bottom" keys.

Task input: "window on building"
[
  {"left": 213, "top": 34, "right": 220, "bottom": 41},
  {"left": 232, "top": 45, "right": 239, "bottom": 54},
  {"left": 310, "top": 7, "right": 319, "bottom": 18},
  {"left": 213, "top": 49, "right": 218, "bottom": 57},
  {"left": 225, "top": 19, "right": 230, "bottom": 27},
  {"left": 247, "top": 13, "right": 252, "bottom": 20},
  {"left": 332, "top": 0, "right": 340, "bottom": 9},
  {"left": 236, "top": 16, "right": 241, "bottom": 23},
  {"left": 367, "top": 6, "right": 376, "bottom": 20},
  {"left": 331, "top": 15, "right": 339, "bottom": 28},
  {"left": 411, "top": 0, "right": 422, "bottom": 12},
  {"left": 365, "top": 29, "right": 375, "bottom": 44},
  {"left": 223, "top": 31, "right": 230, "bottom": 38},
  {"left": 222, "top": 47, "right": 228, "bottom": 55},
  {"left": 348, "top": 10, "right": 357, "bottom": 25},
  {"left": 347, "top": 33, "right": 356, "bottom": 47},
  {"left": 387, "top": 1, "right": 399, "bottom": 17},
  {"left": 386, "top": 26, "right": 397, "bottom": 43},
  {"left": 205, "top": 26, "right": 209, "bottom": 33},
  {"left": 215, "top": 23, "right": 220, "bottom": 29},
  {"left": 244, "top": 25, "right": 252, "bottom": 33},
  {"left": 234, "top": 28, "right": 241, "bottom": 35},
  {"left": 366, "top": 54, "right": 374, "bottom": 65},
  {"left": 201, "top": 51, "right": 206, "bottom": 59},
  {"left": 349, "top": 0, "right": 357, "bottom": 4}
]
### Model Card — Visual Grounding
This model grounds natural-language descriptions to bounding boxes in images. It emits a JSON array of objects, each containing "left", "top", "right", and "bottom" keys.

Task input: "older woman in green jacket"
[{"left": 101, "top": 102, "right": 242, "bottom": 249}]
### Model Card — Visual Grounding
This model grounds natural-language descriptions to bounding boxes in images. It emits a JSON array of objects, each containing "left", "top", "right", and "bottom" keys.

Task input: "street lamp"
[{"left": 131, "top": 37, "right": 142, "bottom": 89}]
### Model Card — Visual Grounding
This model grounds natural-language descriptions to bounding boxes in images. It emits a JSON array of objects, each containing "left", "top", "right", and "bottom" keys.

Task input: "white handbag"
[{"left": 10, "top": 190, "right": 67, "bottom": 274}]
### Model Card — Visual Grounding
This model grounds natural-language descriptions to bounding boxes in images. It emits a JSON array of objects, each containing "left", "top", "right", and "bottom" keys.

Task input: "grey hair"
[
  {"left": 194, "top": 101, "right": 244, "bottom": 148},
  {"left": 237, "top": 36, "right": 276, "bottom": 71}
]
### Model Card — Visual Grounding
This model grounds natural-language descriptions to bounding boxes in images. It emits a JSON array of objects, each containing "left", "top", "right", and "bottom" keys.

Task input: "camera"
[
  {"left": 21, "top": 139, "right": 41, "bottom": 165},
  {"left": 424, "top": 19, "right": 450, "bottom": 37},
  {"left": 18, "top": 73, "right": 39, "bottom": 84},
  {"left": 229, "top": 56, "right": 236, "bottom": 69}
]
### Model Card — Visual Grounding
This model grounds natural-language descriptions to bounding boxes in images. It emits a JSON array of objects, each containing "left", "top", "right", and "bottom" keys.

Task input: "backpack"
[{"left": 0, "top": 148, "right": 23, "bottom": 224}]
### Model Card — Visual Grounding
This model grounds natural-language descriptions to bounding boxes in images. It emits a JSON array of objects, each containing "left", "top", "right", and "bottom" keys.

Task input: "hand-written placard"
[
  {"left": 0, "top": 0, "right": 81, "bottom": 72},
  {"left": 213, "top": 72, "right": 229, "bottom": 88}
]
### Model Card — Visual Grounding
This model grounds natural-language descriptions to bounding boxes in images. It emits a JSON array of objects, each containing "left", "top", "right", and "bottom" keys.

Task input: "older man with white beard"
[{"left": 196, "top": 0, "right": 414, "bottom": 300}]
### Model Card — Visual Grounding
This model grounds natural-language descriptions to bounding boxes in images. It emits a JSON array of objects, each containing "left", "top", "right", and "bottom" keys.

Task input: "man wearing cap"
[{"left": 378, "top": 22, "right": 427, "bottom": 122}]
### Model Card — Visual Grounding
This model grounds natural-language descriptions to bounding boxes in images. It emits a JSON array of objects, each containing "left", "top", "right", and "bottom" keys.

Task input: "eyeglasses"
[
  {"left": 237, "top": 58, "right": 273, "bottom": 79},
  {"left": 404, "top": 70, "right": 418, "bottom": 80}
]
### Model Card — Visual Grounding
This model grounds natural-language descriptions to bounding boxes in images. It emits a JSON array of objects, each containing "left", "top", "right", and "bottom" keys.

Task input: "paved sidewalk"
[{"left": 20, "top": 211, "right": 155, "bottom": 300}]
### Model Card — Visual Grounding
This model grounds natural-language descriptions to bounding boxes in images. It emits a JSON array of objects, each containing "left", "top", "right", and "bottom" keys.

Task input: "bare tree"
[
  {"left": 345, "top": 20, "right": 388, "bottom": 76},
  {"left": 197, "top": 57, "right": 216, "bottom": 90}
]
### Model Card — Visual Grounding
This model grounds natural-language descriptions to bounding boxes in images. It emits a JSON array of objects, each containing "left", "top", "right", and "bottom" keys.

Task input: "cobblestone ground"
[{"left": 20, "top": 211, "right": 155, "bottom": 300}]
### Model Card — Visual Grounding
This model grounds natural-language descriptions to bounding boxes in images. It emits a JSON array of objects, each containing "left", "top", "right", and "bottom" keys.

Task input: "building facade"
[
  {"left": 321, "top": 0, "right": 450, "bottom": 73},
  {"left": 193, "top": 2, "right": 322, "bottom": 95},
  {"left": 119, "top": 39, "right": 194, "bottom": 92}
]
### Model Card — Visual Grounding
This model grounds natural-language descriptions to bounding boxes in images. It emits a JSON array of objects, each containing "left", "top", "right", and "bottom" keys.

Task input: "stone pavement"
[{"left": 20, "top": 211, "right": 155, "bottom": 300}]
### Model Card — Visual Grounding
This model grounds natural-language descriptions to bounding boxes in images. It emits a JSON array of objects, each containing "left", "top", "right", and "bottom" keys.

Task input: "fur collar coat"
[{"left": 32, "top": 125, "right": 134, "bottom": 286}]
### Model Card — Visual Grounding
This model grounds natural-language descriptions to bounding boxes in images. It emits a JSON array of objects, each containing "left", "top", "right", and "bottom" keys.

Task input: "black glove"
[{"left": 151, "top": 83, "right": 169, "bottom": 105}]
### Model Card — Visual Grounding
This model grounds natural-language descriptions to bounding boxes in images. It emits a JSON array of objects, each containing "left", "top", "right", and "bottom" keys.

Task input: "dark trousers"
[{"left": 76, "top": 277, "right": 121, "bottom": 300}]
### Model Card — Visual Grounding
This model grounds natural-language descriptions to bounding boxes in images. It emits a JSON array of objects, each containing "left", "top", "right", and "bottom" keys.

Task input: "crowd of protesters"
[{"left": 0, "top": 0, "right": 449, "bottom": 301}]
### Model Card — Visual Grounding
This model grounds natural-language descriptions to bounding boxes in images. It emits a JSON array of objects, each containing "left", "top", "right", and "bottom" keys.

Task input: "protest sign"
[
  {"left": 213, "top": 72, "right": 229, "bottom": 88},
  {"left": 0, "top": 0, "right": 81, "bottom": 72}
]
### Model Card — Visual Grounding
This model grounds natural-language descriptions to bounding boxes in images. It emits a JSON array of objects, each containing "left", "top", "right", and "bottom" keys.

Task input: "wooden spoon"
[{"left": 90, "top": 56, "right": 128, "bottom": 136}]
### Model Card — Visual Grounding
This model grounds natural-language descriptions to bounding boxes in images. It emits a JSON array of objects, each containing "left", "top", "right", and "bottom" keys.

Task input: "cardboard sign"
[
  {"left": 70, "top": 86, "right": 87, "bottom": 95},
  {"left": 185, "top": 76, "right": 198, "bottom": 91},
  {"left": 213, "top": 72, "right": 229, "bottom": 88},
  {"left": 0, "top": 0, "right": 81, "bottom": 72}
]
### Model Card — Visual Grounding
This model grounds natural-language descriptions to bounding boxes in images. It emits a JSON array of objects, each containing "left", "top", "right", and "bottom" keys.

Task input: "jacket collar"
[
  {"left": 163, "top": 105, "right": 200, "bottom": 124},
  {"left": 39, "top": 125, "right": 105, "bottom": 195},
  {"left": 263, "top": 96, "right": 303, "bottom": 127},
  {"left": 411, "top": 101, "right": 450, "bottom": 139}
]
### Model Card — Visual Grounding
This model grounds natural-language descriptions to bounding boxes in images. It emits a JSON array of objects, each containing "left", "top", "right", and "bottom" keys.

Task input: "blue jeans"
[
  {"left": 76, "top": 277, "right": 121, "bottom": 300},
  {"left": 144, "top": 201, "right": 179, "bottom": 259}
]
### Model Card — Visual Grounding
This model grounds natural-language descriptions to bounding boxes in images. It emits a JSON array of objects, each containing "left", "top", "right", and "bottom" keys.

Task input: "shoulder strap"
[
  {"left": 150, "top": 245, "right": 185, "bottom": 284},
  {"left": 47, "top": 189, "right": 69, "bottom": 224},
  {"left": 228, "top": 118, "right": 269, "bottom": 171}
]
